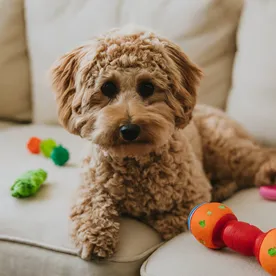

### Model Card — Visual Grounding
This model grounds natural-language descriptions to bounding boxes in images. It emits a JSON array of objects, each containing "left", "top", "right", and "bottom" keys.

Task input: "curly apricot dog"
[{"left": 51, "top": 27, "right": 276, "bottom": 260}]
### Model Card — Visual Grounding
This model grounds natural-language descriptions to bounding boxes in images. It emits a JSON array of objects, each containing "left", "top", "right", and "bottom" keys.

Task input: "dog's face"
[{"left": 51, "top": 28, "right": 202, "bottom": 157}]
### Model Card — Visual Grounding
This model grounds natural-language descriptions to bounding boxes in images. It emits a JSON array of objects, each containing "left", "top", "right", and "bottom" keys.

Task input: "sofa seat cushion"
[
  {"left": 141, "top": 188, "right": 276, "bottom": 276},
  {"left": 0, "top": 121, "right": 16, "bottom": 129},
  {"left": 0, "top": 124, "right": 162, "bottom": 276}
]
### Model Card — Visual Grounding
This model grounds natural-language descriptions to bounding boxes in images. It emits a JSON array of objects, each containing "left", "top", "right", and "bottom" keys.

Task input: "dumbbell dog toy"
[{"left": 188, "top": 202, "right": 276, "bottom": 275}]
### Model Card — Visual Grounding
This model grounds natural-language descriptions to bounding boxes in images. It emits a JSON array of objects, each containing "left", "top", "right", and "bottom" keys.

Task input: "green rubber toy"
[
  {"left": 50, "top": 145, "right": 70, "bottom": 166},
  {"left": 11, "top": 169, "right": 47, "bottom": 198},
  {"left": 40, "top": 139, "right": 57, "bottom": 158}
]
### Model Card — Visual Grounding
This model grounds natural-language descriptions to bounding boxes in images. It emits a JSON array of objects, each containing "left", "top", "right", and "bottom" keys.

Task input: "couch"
[{"left": 0, "top": 1, "right": 275, "bottom": 276}]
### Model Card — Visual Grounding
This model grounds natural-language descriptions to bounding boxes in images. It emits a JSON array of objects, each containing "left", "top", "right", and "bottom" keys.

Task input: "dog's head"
[{"left": 51, "top": 27, "right": 202, "bottom": 157}]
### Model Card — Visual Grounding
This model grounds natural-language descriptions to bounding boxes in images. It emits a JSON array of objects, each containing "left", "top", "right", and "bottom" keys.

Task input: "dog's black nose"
[{"left": 120, "top": 124, "right": 140, "bottom": 141}]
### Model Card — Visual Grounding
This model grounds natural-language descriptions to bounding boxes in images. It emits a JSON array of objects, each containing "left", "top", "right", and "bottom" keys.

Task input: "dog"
[{"left": 50, "top": 26, "right": 276, "bottom": 260}]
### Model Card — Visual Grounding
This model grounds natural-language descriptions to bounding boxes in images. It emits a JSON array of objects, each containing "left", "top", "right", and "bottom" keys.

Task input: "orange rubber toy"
[
  {"left": 188, "top": 202, "right": 276, "bottom": 275},
  {"left": 26, "top": 137, "right": 41, "bottom": 154}
]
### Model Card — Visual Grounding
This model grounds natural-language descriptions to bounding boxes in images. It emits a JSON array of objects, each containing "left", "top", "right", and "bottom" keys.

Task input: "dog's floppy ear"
[
  {"left": 164, "top": 40, "right": 203, "bottom": 128},
  {"left": 51, "top": 46, "right": 86, "bottom": 133}
]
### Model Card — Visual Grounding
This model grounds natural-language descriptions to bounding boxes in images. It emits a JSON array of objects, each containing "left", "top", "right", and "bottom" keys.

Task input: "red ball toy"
[
  {"left": 26, "top": 137, "right": 41, "bottom": 154},
  {"left": 188, "top": 202, "right": 276, "bottom": 275}
]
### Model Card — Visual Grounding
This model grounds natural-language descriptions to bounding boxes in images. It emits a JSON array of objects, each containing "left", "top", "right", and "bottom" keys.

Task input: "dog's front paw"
[
  {"left": 77, "top": 238, "right": 116, "bottom": 260},
  {"left": 77, "top": 242, "right": 95, "bottom": 261},
  {"left": 255, "top": 159, "right": 276, "bottom": 187},
  {"left": 75, "top": 229, "right": 118, "bottom": 260},
  {"left": 72, "top": 220, "right": 120, "bottom": 260}
]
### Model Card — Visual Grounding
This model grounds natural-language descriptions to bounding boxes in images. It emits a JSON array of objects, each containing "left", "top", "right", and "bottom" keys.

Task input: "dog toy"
[
  {"left": 50, "top": 145, "right": 70, "bottom": 166},
  {"left": 188, "top": 202, "right": 276, "bottom": 276},
  {"left": 260, "top": 186, "right": 276, "bottom": 201},
  {"left": 40, "top": 138, "right": 57, "bottom": 157},
  {"left": 11, "top": 169, "right": 47, "bottom": 198},
  {"left": 27, "top": 137, "right": 41, "bottom": 154},
  {"left": 26, "top": 137, "right": 70, "bottom": 166}
]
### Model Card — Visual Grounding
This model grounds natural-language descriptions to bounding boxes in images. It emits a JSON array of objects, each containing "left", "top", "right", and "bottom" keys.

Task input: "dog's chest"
[{"left": 107, "top": 153, "right": 186, "bottom": 216}]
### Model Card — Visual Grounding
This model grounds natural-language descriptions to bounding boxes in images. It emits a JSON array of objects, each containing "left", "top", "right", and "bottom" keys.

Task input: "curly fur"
[{"left": 51, "top": 26, "right": 276, "bottom": 260}]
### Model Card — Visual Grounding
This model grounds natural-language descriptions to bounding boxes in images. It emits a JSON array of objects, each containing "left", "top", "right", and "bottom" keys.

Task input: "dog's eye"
[
  {"left": 101, "top": 81, "right": 118, "bottom": 98},
  {"left": 138, "top": 82, "right": 154, "bottom": 98}
]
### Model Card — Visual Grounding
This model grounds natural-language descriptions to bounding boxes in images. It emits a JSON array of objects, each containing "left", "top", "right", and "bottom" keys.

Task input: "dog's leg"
[
  {"left": 145, "top": 203, "right": 201, "bottom": 240},
  {"left": 194, "top": 106, "right": 276, "bottom": 194},
  {"left": 211, "top": 181, "right": 238, "bottom": 202},
  {"left": 145, "top": 194, "right": 210, "bottom": 240},
  {"left": 70, "top": 183, "right": 120, "bottom": 260},
  {"left": 143, "top": 137, "right": 213, "bottom": 240},
  {"left": 145, "top": 212, "right": 188, "bottom": 240}
]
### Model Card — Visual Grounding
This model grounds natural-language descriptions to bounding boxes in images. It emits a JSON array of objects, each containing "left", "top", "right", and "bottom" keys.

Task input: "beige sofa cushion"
[
  {"left": 226, "top": 0, "right": 276, "bottom": 146},
  {"left": 0, "top": 121, "right": 16, "bottom": 129},
  {"left": 0, "top": 0, "right": 31, "bottom": 121},
  {"left": 141, "top": 188, "right": 276, "bottom": 276},
  {"left": 24, "top": 0, "right": 243, "bottom": 124},
  {"left": 0, "top": 124, "right": 162, "bottom": 276}
]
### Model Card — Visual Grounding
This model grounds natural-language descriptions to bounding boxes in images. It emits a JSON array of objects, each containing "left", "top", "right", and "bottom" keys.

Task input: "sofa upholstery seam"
[{"left": 0, "top": 235, "right": 163, "bottom": 263}]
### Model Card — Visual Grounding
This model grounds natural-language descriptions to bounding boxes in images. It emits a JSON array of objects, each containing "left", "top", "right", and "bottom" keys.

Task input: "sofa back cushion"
[
  {"left": 25, "top": 0, "right": 243, "bottom": 124},
  {"left": 0, "top": 0, "right": 31, "bottom": 121},
  {"left": 226, "top": 0, "right": 276, "bottom": 146}
]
